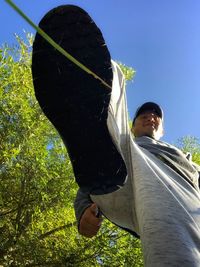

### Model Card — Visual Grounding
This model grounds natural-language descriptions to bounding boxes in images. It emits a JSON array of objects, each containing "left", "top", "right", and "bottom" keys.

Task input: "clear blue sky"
[{"left": 1, "top": 0, "right": 200, "bottom": 144}]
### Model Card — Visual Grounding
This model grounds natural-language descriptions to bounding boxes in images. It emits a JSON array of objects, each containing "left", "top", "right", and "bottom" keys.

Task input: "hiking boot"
[{"left": 32, "top": 5, "right": 127, "bottom": 193}]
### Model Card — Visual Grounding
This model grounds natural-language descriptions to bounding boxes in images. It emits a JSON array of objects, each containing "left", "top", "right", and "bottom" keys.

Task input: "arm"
[
  {"left": 197, "top": 170, "right": 200, "bottom": 188},
  {"left": 74, "top": 188, "right": 103, "bottom": 238},
  {"left": 186, "top": 153, "right": 200, "bottom": 188},
  {"left": 191, "top": 162, "right": 200, "bottom": 188}
]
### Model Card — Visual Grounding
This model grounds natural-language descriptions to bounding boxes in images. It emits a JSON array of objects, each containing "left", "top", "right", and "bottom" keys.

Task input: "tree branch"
[{"left": 38, "top": 221, "right": 76, "bottom": 240}]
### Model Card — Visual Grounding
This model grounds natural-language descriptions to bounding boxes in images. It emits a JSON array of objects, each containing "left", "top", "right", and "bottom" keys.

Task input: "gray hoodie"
[{"left": 74, "top": 136, "right": 200, "bottom": 227}]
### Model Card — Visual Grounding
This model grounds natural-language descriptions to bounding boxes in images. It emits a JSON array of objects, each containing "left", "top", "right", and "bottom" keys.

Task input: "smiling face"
[{"left": 132, "top": 111, "right": 164, "bottom": 140}]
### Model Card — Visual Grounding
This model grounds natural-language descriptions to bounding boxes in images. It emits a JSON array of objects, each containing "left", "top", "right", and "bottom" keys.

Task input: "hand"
[{"left": 79, "top": 203, "right": 103, "bottom": 238}]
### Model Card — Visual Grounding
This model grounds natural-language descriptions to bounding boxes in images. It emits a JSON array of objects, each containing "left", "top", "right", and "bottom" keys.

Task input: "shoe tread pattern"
[{"left": 32, "top": 5, "right": 127, "bottom": 192}]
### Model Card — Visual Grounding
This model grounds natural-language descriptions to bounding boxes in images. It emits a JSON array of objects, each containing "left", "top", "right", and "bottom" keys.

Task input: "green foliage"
[
  {"left": 118, "top": 62, "right": 135, "bottom": 81},
  {"left": 177, "top": 136, "right": 200, "bottom": 165},
  {"left": 0, "top": 34, "right": 142, "bottom": 266}
]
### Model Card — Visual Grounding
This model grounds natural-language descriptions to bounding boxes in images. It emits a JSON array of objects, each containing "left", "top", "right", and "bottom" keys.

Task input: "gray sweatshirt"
[{"left": 74, "top": 136, "right": 200, "bottom": 228}]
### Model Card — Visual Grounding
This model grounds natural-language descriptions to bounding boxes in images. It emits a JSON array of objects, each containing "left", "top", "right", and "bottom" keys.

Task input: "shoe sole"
[{"left": 32, "top": 5, "right": 127, "bottom": 193}]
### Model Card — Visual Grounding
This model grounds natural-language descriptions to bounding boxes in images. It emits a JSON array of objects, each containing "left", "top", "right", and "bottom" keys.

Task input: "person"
[{"left": 31, "top": 4, "right": 200, "bottom": 267}]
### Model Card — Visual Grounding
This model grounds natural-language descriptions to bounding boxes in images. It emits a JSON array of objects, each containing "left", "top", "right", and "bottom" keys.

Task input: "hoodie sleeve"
[
  {"left": 74, "top": 188, "right": 93, "bottom": 227},
  {"left": 191, "top": 161, "right": 200, "bottom": 188}
]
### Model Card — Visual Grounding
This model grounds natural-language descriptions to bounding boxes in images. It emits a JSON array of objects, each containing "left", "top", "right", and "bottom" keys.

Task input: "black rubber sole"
[{"left": 32, "top": 5, "right": 127, "bottom": 193}]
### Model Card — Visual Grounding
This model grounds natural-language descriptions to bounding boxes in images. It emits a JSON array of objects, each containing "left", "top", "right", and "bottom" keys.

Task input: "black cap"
[{"left": 133, "top": 102, "right": 163, "bottom": 124}]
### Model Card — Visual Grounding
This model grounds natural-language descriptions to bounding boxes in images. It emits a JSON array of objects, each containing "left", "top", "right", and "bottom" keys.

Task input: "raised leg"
[{"left": 32, "top": 5, "right": 127, "bottom": 192}]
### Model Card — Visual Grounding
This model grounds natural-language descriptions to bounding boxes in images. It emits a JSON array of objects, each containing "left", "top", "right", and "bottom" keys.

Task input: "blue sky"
[{"left": 1, "top": 0, "right": 200, "bottom": 144}]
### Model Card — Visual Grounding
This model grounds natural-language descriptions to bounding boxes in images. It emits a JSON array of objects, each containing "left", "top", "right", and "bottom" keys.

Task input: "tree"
[
  {"left": 177, "top": 136, "right": 200, "bottom": 165},
  {"left": 0, "top": 34, "right": 142, "bottom": 266}
]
